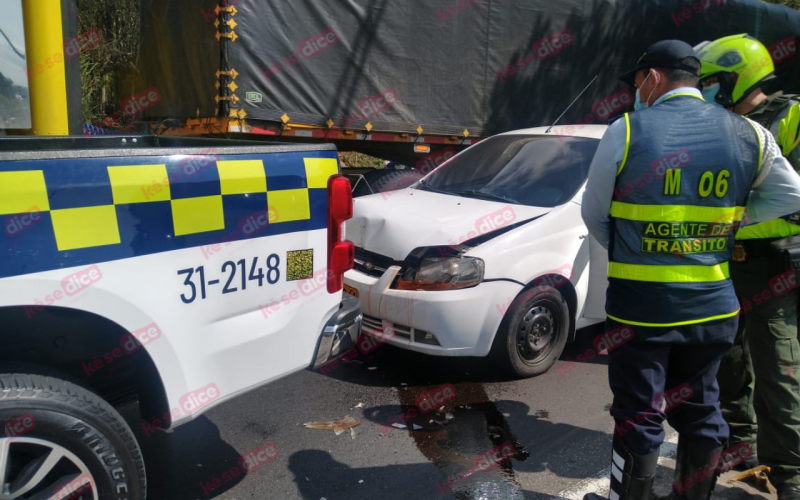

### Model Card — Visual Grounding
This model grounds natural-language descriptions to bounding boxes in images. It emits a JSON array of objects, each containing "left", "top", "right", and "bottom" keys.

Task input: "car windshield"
[{"left": 417, "top": 135, "right": 600, "bottom": 208}]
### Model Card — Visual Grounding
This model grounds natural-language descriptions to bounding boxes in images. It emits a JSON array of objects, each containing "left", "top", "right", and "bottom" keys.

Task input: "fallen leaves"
[
  {"left": 303, "top": 415, "right": 361, "bottom": 436},
  {"left": 730, "top": 465, "right": 776, "bottom": 495}
]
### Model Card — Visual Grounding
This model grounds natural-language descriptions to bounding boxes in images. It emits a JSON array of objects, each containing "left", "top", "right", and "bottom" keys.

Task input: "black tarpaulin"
[{"left": 136, "top": 0, "right": 800, "bottom": 136}]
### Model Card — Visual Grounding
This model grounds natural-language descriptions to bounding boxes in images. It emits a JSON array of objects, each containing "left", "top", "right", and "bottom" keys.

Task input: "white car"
[{"left": 344, "top": 125, "right": 610, "bottom": 378}]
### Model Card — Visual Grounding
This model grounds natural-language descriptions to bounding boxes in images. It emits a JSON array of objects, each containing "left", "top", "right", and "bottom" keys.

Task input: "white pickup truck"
[{"left": 0, "top": 135, "right": 360, "bottom": 500}]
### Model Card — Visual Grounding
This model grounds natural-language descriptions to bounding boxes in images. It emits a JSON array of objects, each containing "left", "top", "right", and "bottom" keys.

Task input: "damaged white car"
[{"left": 344, "top": 126, "right": 611, "bottom": 378}]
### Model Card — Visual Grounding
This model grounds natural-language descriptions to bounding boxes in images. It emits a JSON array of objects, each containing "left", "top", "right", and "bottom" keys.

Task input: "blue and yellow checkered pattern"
[{"left": 0, "top": 151, "right": 340, "bottom": 278}]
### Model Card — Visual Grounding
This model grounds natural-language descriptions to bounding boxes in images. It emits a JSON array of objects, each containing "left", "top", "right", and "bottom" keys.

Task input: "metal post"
[{"left": 21, "top": 0, "right": 79, "bottom": 135}]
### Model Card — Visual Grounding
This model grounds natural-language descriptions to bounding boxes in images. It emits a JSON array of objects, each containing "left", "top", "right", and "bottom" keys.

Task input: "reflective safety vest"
[
  {"left": 607, "top": 94, "right": 763, "bottom": 326},
  {"left": 737, "top": 93, "right": 800, "bottom": 240}
]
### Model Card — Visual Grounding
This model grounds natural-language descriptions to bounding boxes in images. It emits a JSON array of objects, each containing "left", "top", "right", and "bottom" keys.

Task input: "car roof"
[{"left": 498, "top": 124, "right": 608, "bottom": 140}]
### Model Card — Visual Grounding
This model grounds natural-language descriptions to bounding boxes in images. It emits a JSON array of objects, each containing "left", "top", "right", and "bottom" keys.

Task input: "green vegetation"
[
  {"left": 764, "top": 0, "right": 800, "bottom": 9},
  {"left": 77, "top": 0, "right": 139, "bottom": 125},
  {"left": 338, "top": 152, "right": 385, "bottom": 169}
]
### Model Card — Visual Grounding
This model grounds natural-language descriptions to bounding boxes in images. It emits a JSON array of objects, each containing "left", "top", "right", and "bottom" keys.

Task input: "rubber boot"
[
  {"left": 583, "top": 434, "right": 660, "bottom": 500},
  {"left": 667, "top": 436, "right": 723, "bottom": 500}
]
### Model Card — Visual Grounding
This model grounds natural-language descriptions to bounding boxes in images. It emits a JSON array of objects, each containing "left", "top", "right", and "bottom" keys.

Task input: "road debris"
[
  {"left": 391, "top": 423, "right": 407, "bottom": 429},
  {"left": 731, "top": 465, "right": 776, "bottom": 494},
  {"left": 303, "top": 415, "right": 361, "bottom": 436}
]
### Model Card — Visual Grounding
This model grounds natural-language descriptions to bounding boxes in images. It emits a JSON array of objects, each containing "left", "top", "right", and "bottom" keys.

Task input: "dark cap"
[{"left": 619, "top": 40, "right": 700, "bottom": 86}]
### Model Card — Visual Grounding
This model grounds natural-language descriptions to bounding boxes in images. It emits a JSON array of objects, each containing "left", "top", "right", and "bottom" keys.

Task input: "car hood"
[{"left": 346, "top": 189, "right": 551, "bottom": 260}]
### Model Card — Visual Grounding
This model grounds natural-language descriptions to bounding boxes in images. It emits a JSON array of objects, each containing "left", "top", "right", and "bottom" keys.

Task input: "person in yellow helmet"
[{"left": 697, "top": 33, "right": 800, "bottom": 500}]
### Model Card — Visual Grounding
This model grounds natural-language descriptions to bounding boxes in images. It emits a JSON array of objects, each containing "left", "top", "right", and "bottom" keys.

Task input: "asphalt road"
[{"left": 121, "top": 325, "right": 772, "bottom": 500}]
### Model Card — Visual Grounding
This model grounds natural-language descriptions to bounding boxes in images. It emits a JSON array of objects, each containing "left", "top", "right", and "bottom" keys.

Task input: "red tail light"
[{"left": 327, "top": 174, "right": 355, "bottom": 293}]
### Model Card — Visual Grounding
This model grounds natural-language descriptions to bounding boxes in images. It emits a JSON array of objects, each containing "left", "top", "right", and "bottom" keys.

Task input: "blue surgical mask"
[
  {"left": 634, "top": 88, "right": 647, "bottom": 111},
  {"left": 633, "top": 73, "right": 653, "bottom": 112},
  {"left": 702, "top": 83, "right": 721, "bottom": 106}
]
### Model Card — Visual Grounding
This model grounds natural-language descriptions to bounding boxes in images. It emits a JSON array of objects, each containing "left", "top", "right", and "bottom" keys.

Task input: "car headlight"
[{"left": 396, "top": 256, "right": 485, "bottom": 291}]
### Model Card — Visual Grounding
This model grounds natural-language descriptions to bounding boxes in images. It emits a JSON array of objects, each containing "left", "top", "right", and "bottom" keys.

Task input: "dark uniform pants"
[
  {"left": 717, "top": 316, "right": 757, "bottom": 450},
  {"left": 717, "top": 255, "right": 800, "bottom": 486},
  {"left": 607, "top": 317, "right": 736, "bottom": 456}
]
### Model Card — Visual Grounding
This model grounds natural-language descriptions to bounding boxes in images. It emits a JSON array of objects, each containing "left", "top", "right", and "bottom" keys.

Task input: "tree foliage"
[
  {"left": 76, "top": 0, "right": 139, "bottom": 124},
  {"left": 763, "top": 0, "right": 800, "bottom": 10},
  {"left": 338, "top": 152, "right": 385, "bottom": 169}
]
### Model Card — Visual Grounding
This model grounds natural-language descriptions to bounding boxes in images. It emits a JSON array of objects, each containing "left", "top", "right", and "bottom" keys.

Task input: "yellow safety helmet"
[{"left": 695, "top": 34, "right": 775, "bottom": 107}]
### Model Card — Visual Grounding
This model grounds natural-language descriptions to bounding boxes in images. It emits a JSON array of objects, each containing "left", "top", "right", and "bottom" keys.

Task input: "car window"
[{"left": 418, "top": 135, "right": 600, "bottom": 208}]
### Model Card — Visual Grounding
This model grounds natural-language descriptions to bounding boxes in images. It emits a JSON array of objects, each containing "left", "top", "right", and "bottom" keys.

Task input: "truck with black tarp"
[{"left": 132, "top": 0, "right": 800, "bottom": 167}]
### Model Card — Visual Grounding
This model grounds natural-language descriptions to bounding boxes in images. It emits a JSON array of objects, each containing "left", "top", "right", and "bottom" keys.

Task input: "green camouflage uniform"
[{"left": 718, "top": 91, "right": 800, "bottom": 486}]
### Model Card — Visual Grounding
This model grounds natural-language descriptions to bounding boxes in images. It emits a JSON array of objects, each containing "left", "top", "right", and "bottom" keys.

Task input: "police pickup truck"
[{"left": 0, "top": 135, "right": 360, "bottom": 500}]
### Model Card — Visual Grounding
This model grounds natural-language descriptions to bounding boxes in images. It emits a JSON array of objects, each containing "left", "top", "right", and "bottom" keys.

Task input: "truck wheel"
[
  {"left": 0, "top": 373, "right": 146, "bottom": 500},
  {"left": 490, "top": 289, "right": 570, "bottom": 378}
]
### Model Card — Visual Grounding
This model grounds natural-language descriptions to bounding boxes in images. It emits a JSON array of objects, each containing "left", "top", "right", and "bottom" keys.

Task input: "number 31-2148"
[{"left": 177, "top": 254, "right": 280, "bottom": 304}]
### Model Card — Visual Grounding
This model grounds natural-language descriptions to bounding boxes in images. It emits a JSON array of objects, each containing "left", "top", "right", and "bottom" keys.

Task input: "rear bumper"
[{"left": 313, "top": 294, "right": 363, "bottom": 367}]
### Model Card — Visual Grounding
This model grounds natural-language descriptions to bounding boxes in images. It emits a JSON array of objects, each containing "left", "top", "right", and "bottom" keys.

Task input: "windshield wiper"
[{"left": 454, "top": 190, "right": 520, "bottom": 205}]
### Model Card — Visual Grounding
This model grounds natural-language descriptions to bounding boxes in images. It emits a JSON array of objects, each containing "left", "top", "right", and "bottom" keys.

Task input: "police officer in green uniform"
[
  {"left": 582, "top": 39, "right": 800, "bottom": 500},
  {"left": 697, "top": 34, "right": 800, "bottom": 498}
]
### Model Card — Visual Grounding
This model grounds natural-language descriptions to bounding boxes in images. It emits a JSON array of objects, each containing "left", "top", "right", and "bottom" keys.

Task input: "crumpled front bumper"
[
  {"left": 344, "top": 267, "right": 522, "bottom": 357},
  {"left": 314, "top": 294, "right": 362, "bottom": 368}
]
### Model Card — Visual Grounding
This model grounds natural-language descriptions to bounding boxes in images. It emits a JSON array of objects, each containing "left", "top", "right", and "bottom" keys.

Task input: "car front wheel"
[{"left": 491, "top": 288, "right": 570, "bottom": 378}]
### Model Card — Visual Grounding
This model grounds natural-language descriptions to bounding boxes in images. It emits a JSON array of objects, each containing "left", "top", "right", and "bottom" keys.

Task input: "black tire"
[
  {"left": 352, "top": 169, "right": 422, "bottom": 198},
  {"left": 0, "top": 373, "right": 146, "bottom": 499},
  {"left": 490, "top": 288, "right": 570, "bottom": 378}
]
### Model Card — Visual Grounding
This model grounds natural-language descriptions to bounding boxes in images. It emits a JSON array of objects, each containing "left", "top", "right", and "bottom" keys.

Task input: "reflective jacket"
[
  {"left": 737, "top": 92, "right": 800, "bottom": 240},
  {"left": 607, "top": 94, "right": 762, "bottom": 326}
]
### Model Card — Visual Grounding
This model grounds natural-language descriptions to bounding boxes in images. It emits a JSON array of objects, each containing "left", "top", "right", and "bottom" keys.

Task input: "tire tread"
[{"left": 0, "top": 372, "right": 146, "bottom": 498}]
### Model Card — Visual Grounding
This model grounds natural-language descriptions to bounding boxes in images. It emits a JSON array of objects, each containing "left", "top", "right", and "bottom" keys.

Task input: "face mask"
[
  {"left": 702, "top": 83, "right": 721, "bottom": 106},
  {"left": 633, "top": 73, "right": 654, "bottom": 112},
  {"left": 634, "top": 88, "right": 647, "bottom": 112}
]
